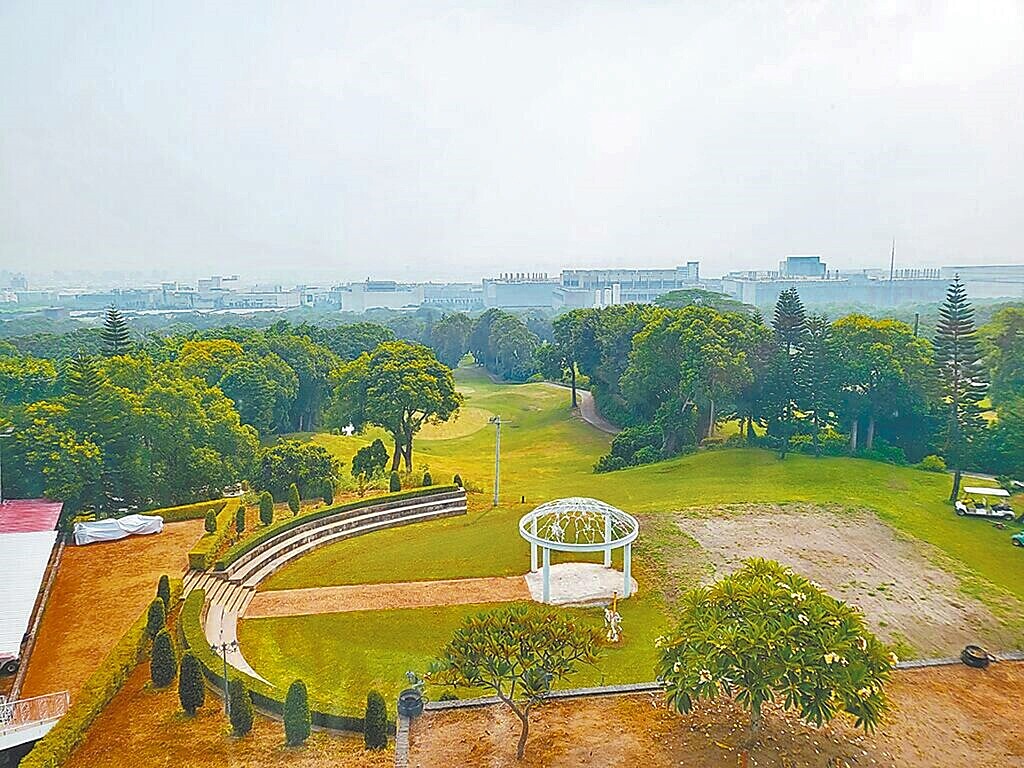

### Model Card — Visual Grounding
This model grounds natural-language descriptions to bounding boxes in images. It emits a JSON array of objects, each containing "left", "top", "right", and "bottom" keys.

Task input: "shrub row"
[
  {"left": 214, "top": 485, "right": 460, "bottom": 570},
  {"left": 22, "top": 580, "right": 183, "bottom": 768},
  {"left": 178, "top": 590, "right": 388, "bottom": 734},
  {"left": 148, "top": 498, "right": 229, "bottom": 523},
  {"left": 188, "top": 502, "right": 242, "bottom": 570}
]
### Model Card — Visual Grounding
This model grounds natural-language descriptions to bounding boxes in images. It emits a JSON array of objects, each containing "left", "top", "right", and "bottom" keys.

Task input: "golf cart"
[
  {"left": 955, "top": 487, "right": 1015, "bottom": 521},
  {"left": 1013, "top": 531, "right": 1024, "bottom": 547}
]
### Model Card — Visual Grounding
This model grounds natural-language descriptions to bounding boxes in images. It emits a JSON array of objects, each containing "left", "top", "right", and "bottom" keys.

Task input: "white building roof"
[{"left": 0, "top": 531, "right": 57, "bottom": 655}]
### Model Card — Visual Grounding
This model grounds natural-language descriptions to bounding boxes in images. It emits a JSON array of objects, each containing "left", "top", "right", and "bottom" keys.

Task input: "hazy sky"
[{"left": 2, "top": 1, "right": 1022, "bottom": 283}]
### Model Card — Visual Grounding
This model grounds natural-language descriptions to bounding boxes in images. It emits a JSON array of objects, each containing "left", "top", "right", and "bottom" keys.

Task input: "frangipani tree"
[
  {"left": 428, "top": 606, "right": 602, "bottom": 759},
  {"left": 657, "top": 559, "right": 893, "bottom": 739}
]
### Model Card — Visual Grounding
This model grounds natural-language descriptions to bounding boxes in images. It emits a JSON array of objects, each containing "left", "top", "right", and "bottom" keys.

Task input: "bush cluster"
[
  {"left": 151, "top": 498, "right": 229, "bottom": 523},
  {"left": 594, "top": 424, "right": 664, "bottom": 472},
  {"left": 916, "top": 454, "right": 947, "bottom": 473},
  {"left": 188, "top": 503, "right": 242, "bottom": 570}
]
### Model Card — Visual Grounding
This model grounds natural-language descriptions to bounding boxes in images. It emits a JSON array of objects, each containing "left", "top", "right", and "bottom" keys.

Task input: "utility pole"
[
  {"left": 489, "top": 415, "right": 501, "bottom": 506},
  {"left": 211, "top": 612, "right": 238, "bottom": 717},
  {"left": 0, "top": 427, "right": 14, "bottom": 505}
]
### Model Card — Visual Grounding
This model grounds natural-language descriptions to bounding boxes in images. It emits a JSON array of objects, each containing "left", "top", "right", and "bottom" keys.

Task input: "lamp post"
[
  {"left": 489, "top": 415, "right": 501, "bottom": 507},
  {"left": 211, "top": 614, "right": 238, "bottom": 716},
  {"left": 0, "top": 427, "right": 14, "bottom": 505}
]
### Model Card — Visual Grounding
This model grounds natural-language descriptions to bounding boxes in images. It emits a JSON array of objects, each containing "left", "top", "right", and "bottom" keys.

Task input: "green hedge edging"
[
  {"left": 188, "top": 502, "right": 242, "bottom": 571},
  {"left": 178, "top": 590, "right": 375, "bottom": 733},
  {"left": 21, "top": 580, "right": 184, "bottom": 768},
  {"left": 215, "top": 485, "right": 460, "bottom": 571},
  {"left": 150, "top": 498, "right": 229, "bottom": 523}
]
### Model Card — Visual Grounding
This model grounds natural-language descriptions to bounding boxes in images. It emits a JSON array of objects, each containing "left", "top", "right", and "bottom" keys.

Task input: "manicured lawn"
[
  {"left": 239, "top": 593, "right": 669, "bottom": 713},
  {"left": 271, "top": 367, "right": 1023, "bottom": 604}
]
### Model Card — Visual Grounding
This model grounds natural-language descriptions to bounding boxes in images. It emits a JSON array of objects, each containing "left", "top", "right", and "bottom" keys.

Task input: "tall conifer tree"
[
  {"left": 768, "top": 288, "right": 808, "bottom": 457},
  {"left": 101, "top": 305, "right": 131, "bottom": 356},
  {"left": 935, "top": 276, "right": 988, "bottom": 500}
]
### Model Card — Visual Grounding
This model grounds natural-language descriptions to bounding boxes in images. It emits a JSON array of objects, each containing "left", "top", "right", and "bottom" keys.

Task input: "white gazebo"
[{"left": 518, "top": 497, "right": 639, "bottom": 604}]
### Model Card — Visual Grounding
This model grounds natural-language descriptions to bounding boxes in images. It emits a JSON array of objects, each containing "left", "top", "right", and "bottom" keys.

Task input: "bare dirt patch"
[
  {"left": 246, "top": 576, "right": 530, "bottom": 618},
  {"left": 409, "top": 662, "right": 1024, "bottom": 768},
  {"left": 63, "top": 663, "right": 391, "bottom": 768},
  {"left": 675, "top": 505, "right": 1019, "bottom": 657},
  {"left": 20, "top": 520, "right": 204, "bottom": 700}
]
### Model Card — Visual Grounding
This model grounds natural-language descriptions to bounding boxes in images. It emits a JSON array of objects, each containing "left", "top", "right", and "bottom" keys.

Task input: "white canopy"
[
  {"left": 0, "top": 531, "right": 57, "bottom": 656},
  {"left": 73, "top": 514, "right": 163, "bottom": 545},
  {"left": 962, "top": 487, "right": 1011, "bottom": 498}
]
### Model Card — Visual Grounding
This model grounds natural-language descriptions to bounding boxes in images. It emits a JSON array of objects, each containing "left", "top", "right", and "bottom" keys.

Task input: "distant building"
[
  {"left": 422, "top": 282, "right": 484, "bottom": 311},
  {"left": 560, "top": 263, "right": 699, "bottom": 304},
  {"left": 482, "top": 273, "right": 559, "bottom": 309},
  {"left": 940, "top": 265, "right": 1024, "bottom": 298},
  {"left": 723, "top": 257, "right": 947, "bottom": 308},
  {"left": 336, "top": 280, "right": 425, "bottom": 312}
]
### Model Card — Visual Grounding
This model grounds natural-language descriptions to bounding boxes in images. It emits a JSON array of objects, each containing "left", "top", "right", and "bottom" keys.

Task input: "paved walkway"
[{"left": 245, "top": 576, "right": 531, "bottom": 618}]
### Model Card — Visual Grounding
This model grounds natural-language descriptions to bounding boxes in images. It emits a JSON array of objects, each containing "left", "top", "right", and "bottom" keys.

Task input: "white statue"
[{"left": 604, "top": 593, "right": 622, "bottom": 643}]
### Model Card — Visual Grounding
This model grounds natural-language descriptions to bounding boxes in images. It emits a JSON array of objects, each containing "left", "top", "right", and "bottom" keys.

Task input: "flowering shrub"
[{"left": 657, "top": 558, "right": 893, "bottom": 737}]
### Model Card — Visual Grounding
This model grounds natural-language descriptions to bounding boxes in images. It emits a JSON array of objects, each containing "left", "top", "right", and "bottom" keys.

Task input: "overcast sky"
[{"left": 2, "top": 1, "right": 1022, "bottom": 284}]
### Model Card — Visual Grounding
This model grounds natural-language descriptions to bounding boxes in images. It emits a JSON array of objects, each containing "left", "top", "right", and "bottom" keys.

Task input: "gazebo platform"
[{"left": 523, "top": 562, "right": 638, "bottom": 606}]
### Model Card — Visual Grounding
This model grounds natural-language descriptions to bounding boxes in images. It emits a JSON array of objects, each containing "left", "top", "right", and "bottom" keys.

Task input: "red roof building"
[{"left": 0, "top": 499, "right": 63, "bottom": 534}]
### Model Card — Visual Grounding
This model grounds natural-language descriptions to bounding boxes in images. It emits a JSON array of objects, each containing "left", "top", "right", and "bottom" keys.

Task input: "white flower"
[
  {"left": 672, "top": 661, "right": 681, "bottom": 673},
  {"left": 797, "top": 613, "right": 809, "bottom": 626},
  {"left": 790, "top": 591, "right": 806, "bottom": 602},
  {"left": 857, "top": 687, "right": 871, "bottom": 699},
  {"left": 824, "top": 652, "right": 840, "bottom": 665},
  {"left": 698, "top": 669, "right": 713, "bottom": 684}
]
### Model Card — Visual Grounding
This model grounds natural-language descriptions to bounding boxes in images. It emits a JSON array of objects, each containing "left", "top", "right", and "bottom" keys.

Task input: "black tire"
[
  {"left": 961, "top": 645, "right": 991, "bottom": 669},
  {"left": 956, "top": 508, "right": 966, "bottom": 516},
  {"left": 1, "top": 659, "right": 18, "bottom": 675},
  {"left": 1013, "top": 539, "right": 1024, "bottom": 547}
]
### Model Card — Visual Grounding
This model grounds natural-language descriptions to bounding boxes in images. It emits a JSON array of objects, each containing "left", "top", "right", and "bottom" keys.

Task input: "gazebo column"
[
  {"left": 603, "top": 513, "right": 612, "bottom": 567},
  {"left": 542, "top": 547, "right": 551, "bottom": 603},
  {"left": 530, "top": 517, "right": 538, "bottom": 572},
  {"left": 623, "top": 542, "right": 632, "bottom": 598}
]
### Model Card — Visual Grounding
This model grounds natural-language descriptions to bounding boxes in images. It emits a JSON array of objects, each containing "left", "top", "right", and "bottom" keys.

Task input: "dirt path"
[
  {"left": 675, "top": 505, "right": 1021, "bottom": 657},
  {"left": 20, "top": 520, "right": 204, "bottom": 701},
  {"left": 409, "top": 662, "right": 1024, "bottom": 767},
  {"left": 245, "top": 576, "right": 530, "bottom": 618}
]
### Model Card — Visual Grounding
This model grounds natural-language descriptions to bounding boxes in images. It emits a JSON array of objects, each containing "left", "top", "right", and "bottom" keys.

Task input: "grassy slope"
[{"left": 243, "top": 366, "right": 1023, "bottom": 710}]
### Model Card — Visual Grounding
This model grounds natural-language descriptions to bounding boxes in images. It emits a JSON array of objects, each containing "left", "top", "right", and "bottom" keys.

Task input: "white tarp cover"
[
  {"left": 0, "top": 531, "right": 57, "bottom": 656},
  {"left": 73, "top": 514, "right": 164, "bottom": 546}
]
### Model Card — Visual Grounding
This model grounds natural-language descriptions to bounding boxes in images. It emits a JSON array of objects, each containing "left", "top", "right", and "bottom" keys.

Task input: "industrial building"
[
  {"left": 482, "top": 274, "right": 560, "bottom": 309},
  {"left": 560, "top": 263, "right": 700, "bottom": 304},
  {"left": 335, "top": 280, "right": 425, "bottom": 312},
  {"left": 722, "top": 256, "right": 948, "bottom": 308}
]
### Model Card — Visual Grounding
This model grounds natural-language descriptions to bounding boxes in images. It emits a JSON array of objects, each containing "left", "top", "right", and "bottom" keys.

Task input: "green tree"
[
  {"left": 802, "top": 314, "right": 840, "bottom": 455},
  {"left": 428, "top": 605, "right": 602, "bottom": 759},
  {"left": 284, "top": 679, "right": 312, "bottom": 747},
  {"left": 0, "top": 356, "right": 58, "bottom": 406},
  {"left": 259, "top": 491, "right": 274, "bottom": 526},
  {"left": 150, "top": 628, "right": 177, "bottom": 688},
  {"left": 178, "top": 651, "right": 205, "bottom": 715},
  {"left": 935, "top": 277, "right": 989, "bottom": 500},
  {"left": 321, "top": 480, "right": 334, "bottom": 505},
  {"left": 229, "top": 678, "right": 255, "bottom": 736},
  {"left": 157, "top": 574, "right": 171, "bottom": 611},
  {"left": 429, "top": 312, "right": 474, "bottom": 368},
  {"left": 328, "top": 341, "right": 462, "bottom": 471},
  {"left": 657, "top": 559, "right": 892, "bottom": 740},
  {"left": 980, "top": 306, "right": 1024, "bottom": 405},
  {"left": 100, "top": 306, "right": 131, "bottom": 357},
  {"left": 389, "top": 471, "right": 401, "bottom": 492},
  {"left": 351, "top": 439, "right": 389, "bottom": 481},
  {"left": 766, "top": 288, "right": 808, "bottom": 457},
  {"left": 257, "top": 439, "right": 340, "bottom": 500},
  {"left": 204, "top": 509, "right": 217, "bottom": 534},
  {"left": 218, "top": 354, "right": 298, "bottom": 436},
  {"left": 364, "top": 690, "right": 388, "bottom": 750},
  {"left": 146, "top": 597, "right": 166, "bottom": 639},
  {"left": 287, "top": 482, "right": 301, "bottom": 515},
  {"left": 832, "top": 315, "right": 934, "bottom": 453},
  {"left": 235, "top": 504, "right": 246, "bottom": 535},
  {"left": 552, "top": 310, "right": 600, "bottom": 409}
]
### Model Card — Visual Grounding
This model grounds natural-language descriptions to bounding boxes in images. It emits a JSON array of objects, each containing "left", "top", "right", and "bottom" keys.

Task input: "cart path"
[{"left": 244, "top": 575, "right": 530, "bottom": 618}]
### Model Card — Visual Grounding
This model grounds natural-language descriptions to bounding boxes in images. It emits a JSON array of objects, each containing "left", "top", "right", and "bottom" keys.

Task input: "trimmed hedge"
[
  {"left": 148, "top": 498, "right": 229, "bottom": 523},
  {"left": 22, "top": 580, "right": 183, "bottom": 768},
  {"left": 188, "top": 502, "right": 242, "bottom": 570},
  {"left": 178, "top": 590, "right": 388, "bottom": 734},
  {"left": 214, "top": 485, "right": 461, "bottom": 571}
]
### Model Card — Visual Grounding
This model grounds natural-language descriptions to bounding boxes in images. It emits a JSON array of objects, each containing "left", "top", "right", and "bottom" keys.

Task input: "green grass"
[
  {"left": 238, "top": 593, "right": 669, "bottom": 713},
  {"left": 241, "top": 365, "right": 1024, "bottom": 711}
]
